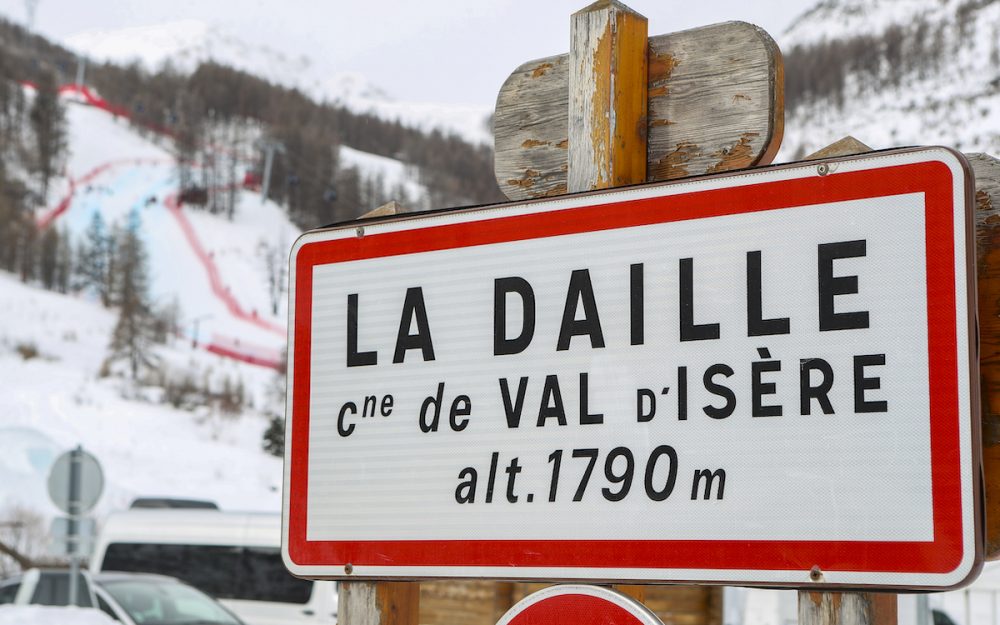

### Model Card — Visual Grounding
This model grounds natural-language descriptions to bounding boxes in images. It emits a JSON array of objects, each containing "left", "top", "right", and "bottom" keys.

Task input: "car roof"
[
  {"left": 93, "top": 571, "right": 181, "bottom": 584},
  {"left": 2, "top": 569, "right": 182, "bottom": 586},
  {"left": 99, "top": 509, "right": 280, "bottom": 547}
]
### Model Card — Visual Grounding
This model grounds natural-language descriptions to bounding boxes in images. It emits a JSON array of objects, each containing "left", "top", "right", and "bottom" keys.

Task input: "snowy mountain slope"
[
  {"left": 0, "top": 272, "right": 283, "bottom": 520},
  {"left": 51, "top": 102, "right": 290, "bottom": 363},
  {"left": 776, "top": 0, "right": 1000, "bottom": 161},
  {"left": 65, "top": 20, "right": 492, "bottom": 145},
  {"left": 38, "top": 87, "right": 433, "bottom": 364},
  {"left": 66, "top": 20, "right": 312, "bottom": 91},
  {"left": 0, "top": 93, "right": 300, "bottom": 530},
  {"left": 339, "top": 145, "right": 430, "bottom": 210},
  {"left": 784, "top": 0, "right": 955, "bottom": 46},
  {"left": 328, "top": 82, "right": 493, "bottom": 146},
  {"left": 0, "top": 82, "right": 439, "bottom": 533}
]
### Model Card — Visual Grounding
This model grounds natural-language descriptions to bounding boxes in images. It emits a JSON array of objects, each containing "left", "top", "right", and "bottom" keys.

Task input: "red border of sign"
[{"left": 287, "top": 159, "right": 967, "bottom": 576}]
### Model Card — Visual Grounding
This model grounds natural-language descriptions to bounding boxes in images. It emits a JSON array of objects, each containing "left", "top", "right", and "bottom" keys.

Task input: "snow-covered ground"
[
  {"left": 339, "top": 145, "right": 430, "bottom": 210},
  {"left": 0, "top": 270, "right": 283, "bottom": 520}
]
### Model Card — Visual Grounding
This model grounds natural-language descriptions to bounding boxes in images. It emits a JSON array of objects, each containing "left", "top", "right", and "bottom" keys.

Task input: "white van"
[{"left": 90, "top": 510, "right": 337, "bottom": 625}]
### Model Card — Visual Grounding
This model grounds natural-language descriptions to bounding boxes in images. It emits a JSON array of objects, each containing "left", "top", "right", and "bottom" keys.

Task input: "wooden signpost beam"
[
  {"left": 565, "top": 1, "right": 717, "bottom": 620},
  {"left": 567, "top": 0, "right": 647, "bottom": 606},
  {"left": 568, "top": 0, "right": 648, "bottom": 191}
]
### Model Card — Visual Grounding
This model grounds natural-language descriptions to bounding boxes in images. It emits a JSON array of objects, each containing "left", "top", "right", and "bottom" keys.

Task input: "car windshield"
[
  {"left": 99, "top": 578, "right": 242, "bottom": 625},
  {"left": 102, "top": 543, "right": 313, "bottom": 604}
]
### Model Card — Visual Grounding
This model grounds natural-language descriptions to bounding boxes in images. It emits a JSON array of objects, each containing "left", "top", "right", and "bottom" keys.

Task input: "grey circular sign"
[{"left": 47, "top": 448, "right": 104, "bottom": 515}]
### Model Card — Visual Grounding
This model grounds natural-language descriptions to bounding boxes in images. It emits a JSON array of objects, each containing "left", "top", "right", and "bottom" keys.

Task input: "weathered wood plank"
[
  {"left": 494, "top": 21, "right": 783, "bottom": 200},
  {"left": 568, "top": 0, "right": 647, "bottom": 191},
  {"left": 969, "top": 152, "right": 1000, "bottom": 560}
]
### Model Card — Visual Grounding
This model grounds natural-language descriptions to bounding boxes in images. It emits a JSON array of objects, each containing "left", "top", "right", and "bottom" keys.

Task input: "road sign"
[
  {"left": 496, "top": 586, "right": 663, "bottom": 625},
  {"left": 283, "top": 147, "right": 980, "bottom": 589},
  {"left": 47, "top": 448, "right": 104, "bottom": 515}
]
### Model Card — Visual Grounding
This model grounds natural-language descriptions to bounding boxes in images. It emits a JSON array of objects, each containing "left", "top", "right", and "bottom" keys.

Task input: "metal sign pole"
[{"left": 67, "top": 445, "right": 81, "bottom": 606}]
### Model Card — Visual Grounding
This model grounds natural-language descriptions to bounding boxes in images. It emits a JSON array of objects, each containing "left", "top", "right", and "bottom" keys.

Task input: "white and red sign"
[
  {"left": 282, "top": 147, "right": 980, "bottom": 589},
  {"left": 496, "top": 586, "right": 663, "bottom": 625}
]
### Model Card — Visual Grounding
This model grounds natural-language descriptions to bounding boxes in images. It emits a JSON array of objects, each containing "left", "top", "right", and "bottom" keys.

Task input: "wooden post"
[
  {"left": 969, "top": 153, "right": 1000, "bottom": 559},
  {"left": 568, "top": 0, "right": 648, "bottom": 192},
  {"left": 799, "top": 592, "right": 897, "bottom": 625},
  {"left": 336, "top": 199, "right": 419, "bottom": 625},
  {"left": 797, "top": 136, "right": 896, "bottom": 625},
  {"left": 568, "top": 0, "right": 647, "bottom": 604},
  {"left": 567, "top": 3, "right": 717, "bottom": 621},
  {"left": 339, "top": 582, "right": 419, "bottom": 625}
]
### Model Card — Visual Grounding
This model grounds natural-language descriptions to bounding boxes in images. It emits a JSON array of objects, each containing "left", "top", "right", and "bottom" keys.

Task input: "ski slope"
[
  {"left": 42, "top": 99, "right": 293, "bottom": 369},
  {"left": 0, "top": 91, "right": 309, "bottom": 528},
  {"left": 0, "top": 84, "right": 438, "bottom": 533}
]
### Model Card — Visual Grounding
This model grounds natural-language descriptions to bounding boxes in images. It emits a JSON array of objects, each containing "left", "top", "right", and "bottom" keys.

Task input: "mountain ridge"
[
  {"left": 777, "top": 0, "right": 1000, "bottom": 161},
  {"left": 64, "top": 19, "right": 492, "bottom": 145}
]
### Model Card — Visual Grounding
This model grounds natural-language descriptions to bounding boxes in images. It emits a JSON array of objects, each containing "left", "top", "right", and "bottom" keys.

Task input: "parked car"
[
  {"left": 90, "top": 510, "right": 337, "bottom": 625},
  {"left": 0, "top": 568, "right": 244, "bottom": 624}
]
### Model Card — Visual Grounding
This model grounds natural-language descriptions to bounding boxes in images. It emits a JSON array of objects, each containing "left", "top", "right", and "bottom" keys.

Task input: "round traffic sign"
[
  {"left": 496, "top": 585, "right": 664, "bottom": 625},
  {"left": 47, "top": 448, "right": 104, "bottom": 515}
]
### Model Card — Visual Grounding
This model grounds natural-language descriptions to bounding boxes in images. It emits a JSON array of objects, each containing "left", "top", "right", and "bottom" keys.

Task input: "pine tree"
[
  {"left": 262, "top": 416, "right": 284, "bottom": 457},
  {"left": 261, "top": 350, "right": 288, "bottom": 457},
  {"left": 0, "top": 162, "right": 28, "bottom": 273},
  {"left": 38, "top": 225, "right": 59, "bottom": 290},
  {"left": 108, "top": 214, "right": 157, "bottom": 380},
  {"left": 77, "top": 212, "right": 112, "bottom": 305},
  {"left": 54, "top": 227, "right": 73, "bottom": 293},
  {"left": 29, "top": 71, "right": 66, "bottom": 201},
  {"left": 260, "top": 238, "right": 287, "bottom": 316},
  {"left": 17, "top": 216, "right": 37, "bottom": 284},
  {"left": 174, "top": 91, "right": 203, "bottom": 191}
]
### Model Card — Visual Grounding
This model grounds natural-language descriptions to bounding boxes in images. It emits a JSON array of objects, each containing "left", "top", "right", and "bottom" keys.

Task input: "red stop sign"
[{"left": 497, "top": 586, "right": 663, "bottom": 625}]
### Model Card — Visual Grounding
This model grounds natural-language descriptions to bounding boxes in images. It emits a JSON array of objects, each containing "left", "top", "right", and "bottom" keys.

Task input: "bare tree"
[
  {"left": 0, "top": 505, "right": 50, "bottom": 576},
  {"left": 259, "top": 235, "right": 287, "bottom": 316}
]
